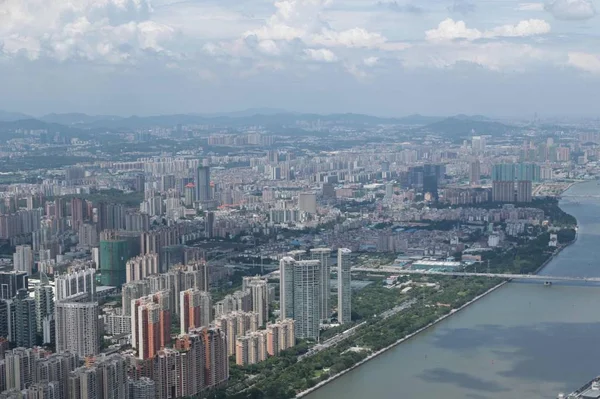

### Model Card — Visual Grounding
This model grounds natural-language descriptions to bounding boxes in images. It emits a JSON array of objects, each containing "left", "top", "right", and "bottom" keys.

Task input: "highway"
[{"left": 352, "top": 267, "right": 600, "bottom": 283}]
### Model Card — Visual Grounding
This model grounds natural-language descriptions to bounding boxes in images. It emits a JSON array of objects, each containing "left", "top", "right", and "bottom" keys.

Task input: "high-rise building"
[
  {"left": 70, "top": 198, "right": 87, "bottom": 232},
  {"left": 4, "top": 347, "right": 43, "bottom": 391},
  {"left": 68, "top": 354, "right": 128, "bottom": 399},
  {"left": 293, "top": 260, "right": 321, "bottom": 340},
  {"left": 126, "top": 253, "right": 159, "bottom": 283},
  {"left": 55, "top": 301, "right": 100, "bottom": 358},
  {"left": 310, "top": 248, "right": 332, "bottom": 321},
  {"left": 180, "top": 289, "right": 212, "bottom": 333},
  {"left": 266, "top": 319, "right": 295, "bottom": 356},
  {"left": 279, "top": 257, "right": 295, "bottom": 320},
  {"left": 195, "top": 166, "right": 211, "bottom": 203},
  {"left": 201, "top": 327, "right": 229, "bottom": 388},
  {"left": 121, "top": 280, "right": 151, "bottom": 316},
  {"left": 516, "top": 180, "right": 533, "bottom": 203},
  {"left": 492, "top": 164, "right": 515, "bottom": 182},
  {"left": 131, "top": 291, "right": 171, "bottom": 360},
  {"left": 99, "top": 239, "right": 133, "bottom": 287},
  {"left": 13, "top": 245, "right": 33, "bottom": 275},
  {"left": 470, "top": 160, "right": 481, "bottom": 186},
  {"left": 337, "top": 248, "right": 352, "bottom": 325},
  {"left": 205, "top": 211, "right": 215, "bottom": 238},
  {"left": 298, "top": 192, "right": 317, "bottom": 214},
  {"left": 0, "top": 271, "right": 28, "bottom": 300},
  {"left": 34, "top": 284, "right": 54, "bottom": 335},
  {"left": 471, "top": 136, "right": 486, "bottom": 152},
  {"left": 172, "top": 332, "right": 205, "bottom": 397},
  {"left": 515, "top": 163, "right": 540, "bottom": 182},
  {"left": 14, "top": 289, "right": 36, "bottom": 348},
  {"left": 243, "top": 277, "right": 269, "bottom": 327},
  {"left": 492, "top": 181, "right": 515, "bottom": 203},
  {"left": 54, "top": 268, "right": 96, "bottom": 301},
  {"left": 129, "top": 377, "right": 155, "bottom": 399}
]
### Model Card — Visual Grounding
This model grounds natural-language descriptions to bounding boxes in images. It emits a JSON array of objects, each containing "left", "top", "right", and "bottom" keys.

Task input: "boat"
[{"left": 544, "top": 281, "right": 552, "bottom": 286}]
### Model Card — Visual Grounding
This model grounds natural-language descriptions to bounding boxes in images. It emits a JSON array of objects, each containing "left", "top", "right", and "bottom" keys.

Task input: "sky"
[{"left": 0, "top": 0, "right": 599, "bottom": 117}]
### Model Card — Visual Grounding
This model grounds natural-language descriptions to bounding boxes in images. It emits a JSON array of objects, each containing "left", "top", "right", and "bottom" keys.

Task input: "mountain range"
[{"left": 0, "top": 109, "right": 511, "bottom": 138}]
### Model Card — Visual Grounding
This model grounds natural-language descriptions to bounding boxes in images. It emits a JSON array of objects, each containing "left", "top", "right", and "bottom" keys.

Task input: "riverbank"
[
  {"left": 296, "top": 280, "right": 509, "bottom": 398},
  {"left": 298, "top": 209, "right": 579, "bottom": 398}
]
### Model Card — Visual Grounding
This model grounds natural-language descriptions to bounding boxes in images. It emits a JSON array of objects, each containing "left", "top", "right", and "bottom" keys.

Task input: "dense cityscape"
[{"left": 0, "top": 110, "right": 593, "bottom": 398}]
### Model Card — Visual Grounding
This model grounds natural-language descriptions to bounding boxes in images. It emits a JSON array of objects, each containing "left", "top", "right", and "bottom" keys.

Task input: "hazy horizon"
[{"left": 1, "top": 0, "right": 599, "bottom": 117}]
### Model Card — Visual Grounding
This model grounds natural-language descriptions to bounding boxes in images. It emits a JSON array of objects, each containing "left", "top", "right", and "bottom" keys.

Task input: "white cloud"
[
  {"left": 0, "top": 0, "right": 174, "bottom": 62},
  {"left": 487, "top": 19, "right": 551, "bottom": 37},
  {"left": 363, "top": 56, "right": 379, "bottom": 66},
  {"left": 304, "top": 48, "right": 338, "bottom": 62},
  {"left": 426, "top": 18, "right": 551, "bottom": 41},
  {"left": 568, "top": 52, "right": 600, "bottom": 73},
  {"left": 545, "top": 0, "right": 596, "bottom": 20},
  {"left": 516, "top": 3, "right": 545, "bottom": 11},
  {"left": 426, "top": 19, "right": 482, "bottom": 41},
  {"left": 312, "top": 28, "right": 386, "bottom": 48}
]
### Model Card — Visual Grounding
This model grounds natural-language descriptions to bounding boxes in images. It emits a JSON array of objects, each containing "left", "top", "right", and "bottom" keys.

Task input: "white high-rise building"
[
  {"left": 54, "top": 268, "right": 96, "bottom": 301},
  {"left": 13, "top": 245, "right": 33, "bottom": 275},
  {"left": 55, "top": 301, "right": 100, "bottom": 358},
  {"left": 337, "top": 248, "right": 352, "bottom": 325},
  {"left": 310, "top": 248, "right": 332, "bottom": 321}
]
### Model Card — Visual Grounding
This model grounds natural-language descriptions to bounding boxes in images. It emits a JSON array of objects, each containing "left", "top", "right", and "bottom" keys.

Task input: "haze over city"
[
  {"left": 1, "top": 1, "right": 600, "bottom": 399},
  {"left": 1, "top": 0, "right": 600, "bottom": 116}
]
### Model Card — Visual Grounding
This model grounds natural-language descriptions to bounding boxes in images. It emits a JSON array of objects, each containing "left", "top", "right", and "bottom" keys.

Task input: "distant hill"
[
  {"left": 40, "top": 113, "right": 123, "bottom": 126},
  {"left": 419, "top": 117, "right": 513, "bottom": 138},
  {"left": 0, "top": 110, "right": 33, "bottom": 122}
]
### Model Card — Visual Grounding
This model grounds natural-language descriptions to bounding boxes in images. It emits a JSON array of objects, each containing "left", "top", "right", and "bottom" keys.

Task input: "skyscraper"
[
  {"left": 243, "top": 276, "right": 269, "bottom": 327},
  {"left": 310, "top": 248, "right": 332, "bottom": 321},
  {"left": 13, "top": 245, "right": 33, "bottom": 275},
  {"left": 180, "top": 289, "right": 212, "bottom": 333},
  {"left": 279, "top": 257, "right": 296, "bottom": 320},
  {"left": 34, "top": 283, "right": 54, "bottom": 335},
  {"left": 337, "top": 248, "right": 352, "bottom": 325},
  {"left": 205, "top": 211, "right": 215, "bottom": 238},
  {"left": 292, "top": 260, "right": 321, "bottom": 340},
  {"left": 131, "top": 291, "right": 171, "bottom": 360},
  {"left": 470, "top": 160, "right": 481, "bottom": 186},
  {"left": 54, "top": 268, "right": 96, "bottom": 301},
  {"left": 195, "top": 166, "right": 211, "bottom": 203},
  {"left": 516, "top": 180, "right": 533, "bottom": 203},
  {"left": 0, "top": 271, "right": 28, "bottom": 300},
  {"left": 99, "top": 238, "right": 132, "bottom": 287},
  {"left": 14, "top": 289, "right": 36, "bottom": 348},
  {"left": 201, "top": 327, "right": 229, "bottom": 388},
  {"left": 55, "top": 301, "right": 100, "bottom": 358},
  {"left": 68, "top": 354, "right": 128, "bottom": 399}
]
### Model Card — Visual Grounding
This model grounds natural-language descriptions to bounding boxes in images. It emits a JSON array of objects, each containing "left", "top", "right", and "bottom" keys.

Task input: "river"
[{"left": 306, "top": 180, "right": 600, "bottom": 399}]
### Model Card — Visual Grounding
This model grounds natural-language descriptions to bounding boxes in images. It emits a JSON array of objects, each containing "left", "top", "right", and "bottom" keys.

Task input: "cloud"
[
  {"left": 0, "top": 0, "right": 174, "bottom": 62},
  {"left": 517, "top": 3, "right": 545, "bottom": 11},
  {"left": 545, "top": 0, "right": 597, "bottom": 20},
  {"left": 426, "top": 18, "right": 551, "bottom": 41},
  {"left": 304, "top": 48, "right": 337, "bottom": 62},
  {"left": 568, "top": 52, "right": 600, "bottom": 73},
  {"left": 363, "top": 56, "right": 379, "bottom": 66},
  {"left": 312, "top": 28, "right": 386, "bottom": 48}
]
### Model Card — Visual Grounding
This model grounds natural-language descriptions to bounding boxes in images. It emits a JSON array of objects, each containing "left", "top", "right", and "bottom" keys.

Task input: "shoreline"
[
  {"left": 297, "top": 203, "right": 578, "bottom": 398},
  {"left": 296, "top": 280, "right": 509, "bottom": 398}
]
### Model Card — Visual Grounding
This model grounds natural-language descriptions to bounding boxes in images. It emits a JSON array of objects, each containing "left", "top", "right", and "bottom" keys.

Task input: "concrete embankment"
[{"left": 296, "top": 280, "right": 509, "bottom": 398}]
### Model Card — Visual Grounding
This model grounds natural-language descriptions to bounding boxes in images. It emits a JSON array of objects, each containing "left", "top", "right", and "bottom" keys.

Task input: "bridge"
[{"left": 352, "top": 267, "right": 600, "bottom": 283}]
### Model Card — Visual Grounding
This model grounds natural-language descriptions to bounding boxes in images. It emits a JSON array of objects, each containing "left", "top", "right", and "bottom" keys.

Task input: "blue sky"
[{"left": 0, "top": 0, "right": 599, "bottom": 117}]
